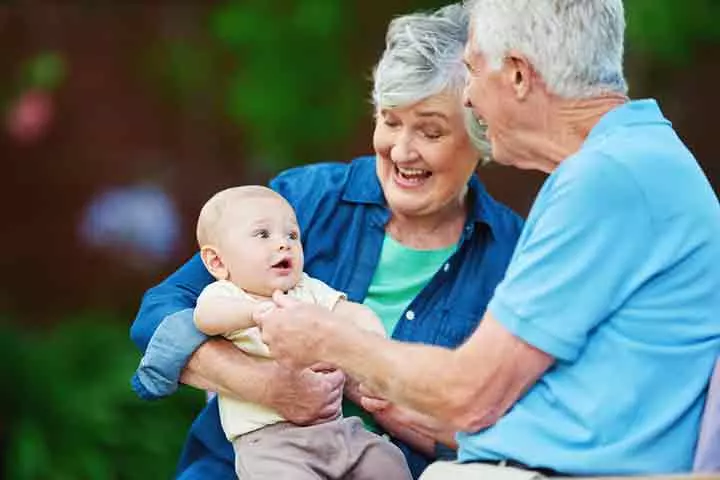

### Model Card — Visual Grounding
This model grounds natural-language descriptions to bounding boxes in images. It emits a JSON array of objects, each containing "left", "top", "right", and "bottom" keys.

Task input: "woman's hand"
[
  {"left": 180, "top": 338, "right": 343, "bottom": 425},
  {"left": 343, "top": 375, "right": 365, "bottom": 405},
  {"left": 265, "top": 362, "right": 345, "bottom": 425},
  {"left": 360, "top": 386, "right": 458, "bottom": 456}
]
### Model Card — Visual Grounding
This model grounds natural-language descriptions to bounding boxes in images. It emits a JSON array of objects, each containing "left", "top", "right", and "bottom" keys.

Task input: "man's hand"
[
  {"left": 265, "top": 362, "right": 345, "bottom": 425},
  {"left": 254, "top": 291, "right": 333, "bottom": 368}
]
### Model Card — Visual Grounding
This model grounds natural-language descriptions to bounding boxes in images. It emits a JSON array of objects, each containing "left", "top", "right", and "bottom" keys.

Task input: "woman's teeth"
[{"left": 396, "top": 166, "right": 431, "bottom": 180}]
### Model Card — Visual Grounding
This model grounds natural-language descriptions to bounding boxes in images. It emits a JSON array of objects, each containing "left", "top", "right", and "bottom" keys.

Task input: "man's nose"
[{"left": 462, "top": 85, "right": 473, "bottom": 108}]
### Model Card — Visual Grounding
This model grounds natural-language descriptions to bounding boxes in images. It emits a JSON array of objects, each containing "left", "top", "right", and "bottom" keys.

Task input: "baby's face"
[{"left": 218, "top": 196, "right": 303, "bottom": 297}]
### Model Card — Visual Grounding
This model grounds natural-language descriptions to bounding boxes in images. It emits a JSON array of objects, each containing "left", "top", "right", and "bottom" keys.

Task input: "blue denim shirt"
[{"left": 130, "top": 156, "right": 523, "bottom": 479}]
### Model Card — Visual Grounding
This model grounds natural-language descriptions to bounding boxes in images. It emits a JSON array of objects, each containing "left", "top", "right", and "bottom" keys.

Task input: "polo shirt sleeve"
[{"left": 488, "top": 155, "right": 654, "bottom": 362}]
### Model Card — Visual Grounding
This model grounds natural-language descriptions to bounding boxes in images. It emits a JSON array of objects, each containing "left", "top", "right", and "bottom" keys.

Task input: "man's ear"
[
  {"left": 200, "top": 245, "right": 229, "bottom": 280},
  {"left": 503, "top": 50, "right": 534, "bottom": 100}
]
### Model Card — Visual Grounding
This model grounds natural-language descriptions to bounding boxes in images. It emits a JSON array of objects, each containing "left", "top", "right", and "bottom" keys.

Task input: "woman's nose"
[{"left": 390, "top": 132, "right": 418, "bottom": 164}]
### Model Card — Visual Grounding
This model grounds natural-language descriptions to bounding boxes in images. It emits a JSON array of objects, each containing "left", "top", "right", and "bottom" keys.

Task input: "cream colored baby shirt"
[{"left": 197, "top": 273, "right": 345, "bottom": 440}]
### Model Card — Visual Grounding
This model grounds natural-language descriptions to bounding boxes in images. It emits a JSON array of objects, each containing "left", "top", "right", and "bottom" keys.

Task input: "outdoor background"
[{"left": 0, "top": 1, "right": 718, "bottom": 478}]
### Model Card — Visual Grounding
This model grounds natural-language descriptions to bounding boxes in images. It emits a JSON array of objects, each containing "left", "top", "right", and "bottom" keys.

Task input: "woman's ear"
[
  {"left": 200, "top": 245, "right": 229, "bottom": 280},
  {"left": 503, "top": 50, "right": 533, "bottom": 100}
]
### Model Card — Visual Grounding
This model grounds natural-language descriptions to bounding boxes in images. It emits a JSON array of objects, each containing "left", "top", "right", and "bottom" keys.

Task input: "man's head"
[
  {"left": 197, "top": 186, "right": 303, "bottom": 297},
  {"left": 462, "top": 0, "right": 627, "bottom": 167}
]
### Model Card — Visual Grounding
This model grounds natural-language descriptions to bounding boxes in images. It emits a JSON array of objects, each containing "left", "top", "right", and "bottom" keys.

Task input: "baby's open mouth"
[{"left": 272, "top": 258, "right": 292, "bottom": 269}]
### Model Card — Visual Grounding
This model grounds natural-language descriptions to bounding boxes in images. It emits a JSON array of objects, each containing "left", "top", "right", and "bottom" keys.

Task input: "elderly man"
[{"left": 255, "top": 0, "right": 720, "bottom": 478}]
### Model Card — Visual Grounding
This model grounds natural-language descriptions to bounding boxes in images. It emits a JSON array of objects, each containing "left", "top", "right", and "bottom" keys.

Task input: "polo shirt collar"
[
  {"left": 342, "top": 155, "right": 502, "bottom": 235},
  {"left": 587, "top": 98, "right": 670, "bottom": 143}
]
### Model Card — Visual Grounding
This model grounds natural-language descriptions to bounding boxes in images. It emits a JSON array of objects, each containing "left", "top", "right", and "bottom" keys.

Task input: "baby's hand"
[{"left": 252, "top": 301, "right": 277, "bottom": 323}]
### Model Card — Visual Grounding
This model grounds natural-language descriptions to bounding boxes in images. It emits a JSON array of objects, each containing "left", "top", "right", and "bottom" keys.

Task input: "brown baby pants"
[{"left": 232, "top": 417, "right": 412, "bottom": 479}]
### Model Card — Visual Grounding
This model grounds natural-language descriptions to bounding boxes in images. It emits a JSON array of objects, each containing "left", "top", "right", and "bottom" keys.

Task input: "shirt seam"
[{"left": 489, "top": 296, "right": 580, "bottom": 362}]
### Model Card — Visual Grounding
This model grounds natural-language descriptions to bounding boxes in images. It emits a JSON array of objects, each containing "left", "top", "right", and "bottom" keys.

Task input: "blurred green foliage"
[
  {"left": 20, "top": 52, "right": 66, "bottom": 92},
  {"left": 2, "top": 315, "right": 203, "bottom": 480},
  {"left": 146, "top": 40, "right": 215, "bottom": 105},
  {"left": 209, "top": 0, "right": 363, "bottom": 168},
  {"left": 147, "top": 0, "right": 720, "bottom": 171},
  {"left": 626, "top": 0, "right": 720, "bottom": 62}
]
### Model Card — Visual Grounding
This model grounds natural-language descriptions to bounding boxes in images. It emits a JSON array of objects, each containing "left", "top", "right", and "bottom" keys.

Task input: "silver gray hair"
[
  {"left": 372, "top": 4, "right": 490, "bottom": 157},
  {"left": 465, "top": 0, "right": 628, "bottom": 98}
]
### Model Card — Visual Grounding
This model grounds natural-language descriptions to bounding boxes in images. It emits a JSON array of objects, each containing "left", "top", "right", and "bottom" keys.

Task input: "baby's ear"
[{"left": 200, "top": 245, "right": 229, "bottom": 280}]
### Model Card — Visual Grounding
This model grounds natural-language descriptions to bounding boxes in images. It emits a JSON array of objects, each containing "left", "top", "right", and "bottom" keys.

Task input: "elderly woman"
[
  {"left": 256, "top": 0, "right": 720, "bottom": 478},
  {"left": 130, "top": 4, "right": 522, "bottom": 479}
]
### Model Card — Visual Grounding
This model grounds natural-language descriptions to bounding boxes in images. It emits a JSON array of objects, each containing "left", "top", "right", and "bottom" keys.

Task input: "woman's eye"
[
  {"left": 383, "top": 118, "right": 400, "bottom": 128},
  {"left": 420, "top": 127, "right": 443, "bottom": 140},
  {"left": 254, "top": 229, "right": 270, "bottom": 239}
]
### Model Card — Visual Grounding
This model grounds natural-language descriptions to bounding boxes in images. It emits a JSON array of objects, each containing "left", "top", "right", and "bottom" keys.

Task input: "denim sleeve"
[
  {"left": 131, "top": 309, "right": 209, "bottom": 400},
  {"left": 129, "top": 253, "right": 214, "bottom": 400}
]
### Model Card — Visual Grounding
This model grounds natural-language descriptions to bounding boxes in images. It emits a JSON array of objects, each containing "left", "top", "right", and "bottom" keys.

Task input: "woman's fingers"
[
  {"left": 309, "top": 362, "right": 338, "bottom": 373},
  {"left": 311, "top": 367, "right": 345, "bottom": 423},
  {"left": 266, "top": 363, "right": 344, "bottom": 425},
  {"left": 360, "top": 395, "right": 391, "bottom": 412}
]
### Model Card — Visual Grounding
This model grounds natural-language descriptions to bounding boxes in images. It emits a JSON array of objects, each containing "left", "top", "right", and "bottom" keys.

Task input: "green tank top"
[{"left": 342, "top": 234, "right": 456, "bottom": 432}]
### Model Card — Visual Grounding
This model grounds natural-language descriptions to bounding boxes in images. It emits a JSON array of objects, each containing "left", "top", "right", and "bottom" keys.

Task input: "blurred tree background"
[{"left": 0, "top": 0, "right": 717, "bottom": 477}]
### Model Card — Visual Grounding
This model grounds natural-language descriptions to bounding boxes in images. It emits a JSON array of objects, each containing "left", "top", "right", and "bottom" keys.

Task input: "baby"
[{"left": 194, "top": 185, "right": 411, "bottom": 480}]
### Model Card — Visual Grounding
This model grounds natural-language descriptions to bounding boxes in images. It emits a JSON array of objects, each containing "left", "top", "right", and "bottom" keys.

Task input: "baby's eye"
[
  {"left": 288, "top": 231, "right": 299, "bottom": 241},
  {"left": 253, "top": 229, "right": 270, "bottom": 239}
]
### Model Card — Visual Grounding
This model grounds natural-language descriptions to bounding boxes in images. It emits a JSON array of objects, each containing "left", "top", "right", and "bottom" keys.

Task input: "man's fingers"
[
  {"left": 272, "top": 290, "right": 300, "bottom": 308},
  {"left": 272, "top": 354, "right": 308, "bottom": 371}
]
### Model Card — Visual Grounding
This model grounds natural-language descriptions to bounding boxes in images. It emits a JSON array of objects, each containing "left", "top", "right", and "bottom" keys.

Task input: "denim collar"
[{"left": 341, "top": 155, "right": 501, "bottom": 236}]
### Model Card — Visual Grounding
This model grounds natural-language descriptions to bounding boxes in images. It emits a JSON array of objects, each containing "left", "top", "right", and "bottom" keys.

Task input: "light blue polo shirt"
[{"left": 457, "top": 99, "right": 720, "bottom": 475}]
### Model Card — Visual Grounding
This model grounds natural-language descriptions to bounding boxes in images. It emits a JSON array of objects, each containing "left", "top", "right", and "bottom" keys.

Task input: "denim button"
[
  {"left": 405, "top": 310, "right": 415, "bottom": 320},
  {"left": 443, "top": 263, "right": 450, "bottom": 272}
]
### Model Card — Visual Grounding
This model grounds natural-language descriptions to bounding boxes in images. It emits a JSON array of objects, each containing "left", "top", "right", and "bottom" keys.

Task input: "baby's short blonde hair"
[{"left": 196, "top": 186, "right": 285, "bottom": 247}]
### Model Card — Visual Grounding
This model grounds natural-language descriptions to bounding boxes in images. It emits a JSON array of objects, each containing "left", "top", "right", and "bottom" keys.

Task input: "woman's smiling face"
[{"left": 373, "top": 91, "right": 480, "bottom": 220}]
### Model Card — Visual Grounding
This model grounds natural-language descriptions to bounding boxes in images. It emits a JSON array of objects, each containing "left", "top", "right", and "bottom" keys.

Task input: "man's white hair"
[
  {"left": 372, "top": 3, "right": 489, "bottom": 157},
  {"left": 465, "top": 0, "right": 628, "bottom": 98}
]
